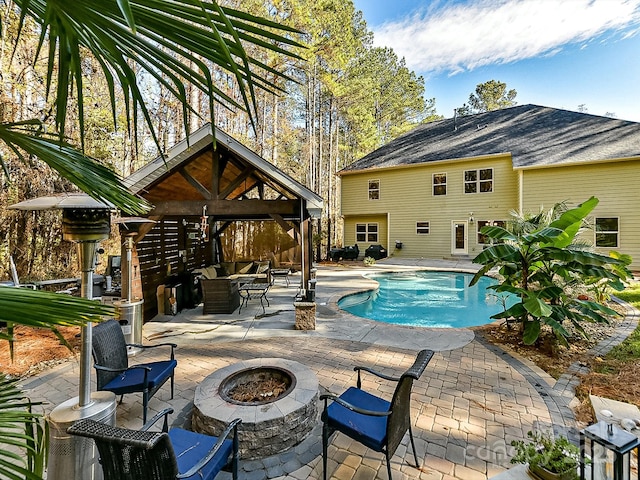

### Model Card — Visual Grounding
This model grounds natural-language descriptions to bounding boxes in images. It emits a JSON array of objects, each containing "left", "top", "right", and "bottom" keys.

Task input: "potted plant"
[{"left": 510, "top": 430, "right": 582, "bottom": 480}]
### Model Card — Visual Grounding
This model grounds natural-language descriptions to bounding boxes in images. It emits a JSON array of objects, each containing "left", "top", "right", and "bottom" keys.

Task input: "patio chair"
[
  {"left": 67, "top": 407, "right": 241, "bottom": 480},
  {"left": 92, "top": 319, "right": 177, "bottom": 424},
  {"left": 320, "top": 349, "right": 434, "bottom": 480}
]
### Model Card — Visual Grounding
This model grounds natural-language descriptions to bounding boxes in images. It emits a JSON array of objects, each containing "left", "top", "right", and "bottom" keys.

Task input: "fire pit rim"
[
  {"left": 194, "top": 357, "right": 319, "bottom": 415},
  {"left": 219, "top": 365, "right": 297, "bottom": 406}
]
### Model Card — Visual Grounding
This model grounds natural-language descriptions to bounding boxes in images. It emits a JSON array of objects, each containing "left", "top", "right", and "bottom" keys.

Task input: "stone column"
[{"left": 294, "top": 302, "right": 316, "bottom": 330}]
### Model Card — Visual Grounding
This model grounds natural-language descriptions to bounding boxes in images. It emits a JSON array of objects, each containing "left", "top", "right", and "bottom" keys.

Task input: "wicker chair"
[
  {"left": 67, "top": 408, "right": 241, "bottom": 480},
  {"left": 92, "top": 319, "right": 177, "bottom": 423},
  {"left": 201, "top": 278, "right": 240, "bottom": 314},
  {"left": 320, "top": 349, "right": 434, "bottom": 480}
]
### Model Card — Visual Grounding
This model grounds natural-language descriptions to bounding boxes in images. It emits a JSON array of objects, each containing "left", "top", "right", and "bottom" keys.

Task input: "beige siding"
[
  {"left": 522, "top": 161, "right": 640, "bottom": 269},
  {"left": 343, "top": 215, "right": 388, "bottom": 252},
  {"left": 341, "top": 156, "right": 519, "bottom": 259}
]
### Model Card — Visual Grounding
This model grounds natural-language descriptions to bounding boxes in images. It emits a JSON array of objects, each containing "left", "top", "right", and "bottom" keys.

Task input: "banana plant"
[{"left": 471, "top": 197, "right": 632, "bottom": 345}]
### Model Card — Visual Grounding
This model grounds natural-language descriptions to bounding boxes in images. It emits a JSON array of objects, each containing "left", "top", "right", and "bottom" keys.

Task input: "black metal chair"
[
  {"left": 320, "top": 349, "right": 434, "bottom": 480},
  {"left": 92, "top": 319, "right": 177, "bottom": 423},
  {"left": 67, "top": 408, "right": 241, "bottom": 480}
]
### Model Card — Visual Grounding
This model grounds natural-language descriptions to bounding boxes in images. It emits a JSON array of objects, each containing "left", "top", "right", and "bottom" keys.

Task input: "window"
[
  {"left": 477, "top": 220, "right": 506, "bottom": 244},
  {"left": 433, "top": 173, "right": 446, "bottom": 196},
  {"left": 356, "top": 223, "right": 378, "bottom": 242},
  {"left": 595, "top": 217, "right": 619, "bottom": 247},
  {"left": 464, "top": 168, "right": 493, "bottom": 193},
  {"left": 416, "top": 221, "right": 430, "bottom": 234},
  {"left": 368, "top": 180, "right": 380, "bottom": 200}
]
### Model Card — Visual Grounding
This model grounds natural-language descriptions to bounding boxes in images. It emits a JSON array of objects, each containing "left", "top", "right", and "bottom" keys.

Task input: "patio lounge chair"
[
  {"left": 67, "top": 407, "right": 241, "bottom": 480},
  {"left": 320, "top": 349, "right": 434, "bottom": 480},
  {"left": 92, "top": 319, "right": 177, "bottom": 423}
]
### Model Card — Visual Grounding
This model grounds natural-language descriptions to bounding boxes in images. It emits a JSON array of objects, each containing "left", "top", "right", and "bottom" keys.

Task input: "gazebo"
[{"left": 119, "top": 124, "right": 323, "bottom": 321}]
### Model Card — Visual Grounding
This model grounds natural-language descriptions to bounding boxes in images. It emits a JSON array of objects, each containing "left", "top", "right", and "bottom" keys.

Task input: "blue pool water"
[{"left": 337, "top": 271, "right": 513, "bottom": 328}]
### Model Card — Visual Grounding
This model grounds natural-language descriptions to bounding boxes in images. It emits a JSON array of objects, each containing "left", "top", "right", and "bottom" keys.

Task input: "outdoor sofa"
[
  {"left": 195, "top": 260, "right": 271, "bottom": 314},
  {"left": 195, "top": 260, "right": 271, "bottom": 284}
]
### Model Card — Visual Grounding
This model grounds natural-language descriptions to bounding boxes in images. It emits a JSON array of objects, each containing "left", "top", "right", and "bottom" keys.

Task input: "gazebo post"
[{"left": 302, "top": 200, "right": 316, "bottom": 300}]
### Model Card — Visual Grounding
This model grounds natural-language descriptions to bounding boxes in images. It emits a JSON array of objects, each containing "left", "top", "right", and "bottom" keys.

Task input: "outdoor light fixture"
[
  {"left": 580, "top": 420, "right": 640, "bottom": 480},
  {"left": 9, "top": 192, "right": 117, "bottom": 480}
]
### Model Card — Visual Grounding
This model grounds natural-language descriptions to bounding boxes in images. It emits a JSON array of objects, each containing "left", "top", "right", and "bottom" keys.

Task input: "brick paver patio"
[{"left": 20, "top": 260, "right": 637, "bottom": 479}]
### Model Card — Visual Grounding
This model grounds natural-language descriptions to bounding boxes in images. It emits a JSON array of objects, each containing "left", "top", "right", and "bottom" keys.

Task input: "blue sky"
[{"left": 352, "top": 0, "right": 640, "bottom": 121}]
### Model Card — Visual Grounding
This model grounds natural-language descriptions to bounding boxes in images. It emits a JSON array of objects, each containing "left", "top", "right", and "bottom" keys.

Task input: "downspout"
[
  {"left": 387, "top": 212, "right": 391, "bottom": 253},
  {"left": 518, "top": 169, "right": 524, "bottom": 215}
]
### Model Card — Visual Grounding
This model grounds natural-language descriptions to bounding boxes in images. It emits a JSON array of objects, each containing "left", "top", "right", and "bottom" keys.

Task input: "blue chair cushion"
[
  {"left": 326, "top": 387, "right": 390, "bottom": 451},
  {"left": 168, "top": 428, "right": 233, "bottom": 480},
  {"left": 102, "top": 360, "right": 177, "bottom": 395}
]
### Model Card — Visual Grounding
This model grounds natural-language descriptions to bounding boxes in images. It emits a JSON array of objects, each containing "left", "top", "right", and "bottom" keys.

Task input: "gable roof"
[
  {"left": 124, "top": 123, "right": 323, "bottom": 217},
  {"left": 340, "top": 104, "right": 640, "bottom": 173}
]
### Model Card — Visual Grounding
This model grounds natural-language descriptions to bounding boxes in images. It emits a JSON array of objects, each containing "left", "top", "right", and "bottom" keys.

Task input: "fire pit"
[
  {"left": 192, "top": 358, "right": 318, "bottom": 459},
  {"left": 220, "top": 366, "right": 294, "bottom": 405}
]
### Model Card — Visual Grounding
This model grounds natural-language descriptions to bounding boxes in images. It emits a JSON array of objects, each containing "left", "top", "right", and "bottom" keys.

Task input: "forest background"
[{"left": 0, "top": 0, "right": 442, "bottom": 282}]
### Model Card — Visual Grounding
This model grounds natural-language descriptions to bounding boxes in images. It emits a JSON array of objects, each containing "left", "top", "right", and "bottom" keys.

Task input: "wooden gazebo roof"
[{"left": 124, "top": 124, "right": 322, "bottom": 220}]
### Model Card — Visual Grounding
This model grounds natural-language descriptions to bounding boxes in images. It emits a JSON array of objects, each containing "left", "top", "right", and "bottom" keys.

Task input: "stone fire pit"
[{"left": 192, "top": 358, "right": 319, "bottom": 459}]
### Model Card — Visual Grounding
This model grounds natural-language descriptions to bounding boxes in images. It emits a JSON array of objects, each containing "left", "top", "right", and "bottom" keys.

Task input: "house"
[{"left": 338, "top": 104, "right": 640, "bottom": 269}]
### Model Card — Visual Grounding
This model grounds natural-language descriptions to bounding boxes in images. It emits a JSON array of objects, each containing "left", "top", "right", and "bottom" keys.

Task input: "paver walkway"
[{"left": 22, "top": 259, "right": 633, "bottom": 480}]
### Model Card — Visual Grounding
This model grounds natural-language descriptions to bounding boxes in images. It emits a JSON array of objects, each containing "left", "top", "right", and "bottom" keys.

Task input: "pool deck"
[{"left": 21, "top": 258, "right": 639, "bottom": 479}]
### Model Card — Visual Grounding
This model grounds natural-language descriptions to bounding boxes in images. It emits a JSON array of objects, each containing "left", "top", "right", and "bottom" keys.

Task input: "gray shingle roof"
[{"left": 340, "top": 104, "right": 640, "bottom": 173}]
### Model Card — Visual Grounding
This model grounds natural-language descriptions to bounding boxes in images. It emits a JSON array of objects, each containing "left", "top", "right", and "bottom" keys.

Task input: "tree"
[
  {"left": 343, "top": 46, "right": 438, "bottom": 154},
  {"left": 470, "top": 197, "right": 632, "bottom": 346},
  {"left": 262, "top": 0, "right": 437, "bottom": 257},
  {"left": 455, "top": 104, "right": 472, "bottom": 117},
  {"left": 1, "top": 1, "right": 301, "bottom": 478},
  {"left": 461, "top": 79, "right": 517, "bottom": 114}
]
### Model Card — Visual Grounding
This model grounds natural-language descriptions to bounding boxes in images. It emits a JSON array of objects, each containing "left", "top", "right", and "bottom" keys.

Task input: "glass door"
[{"left": 451, "top": 221, "right": 468, "bottom": 255}]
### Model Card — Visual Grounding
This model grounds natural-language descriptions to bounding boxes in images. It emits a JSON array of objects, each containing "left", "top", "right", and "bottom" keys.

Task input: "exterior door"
[{"left": 451, "top": 221, "right": 468, "bottom": 255}]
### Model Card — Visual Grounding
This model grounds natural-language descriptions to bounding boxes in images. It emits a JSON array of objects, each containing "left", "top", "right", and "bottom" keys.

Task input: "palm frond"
[
  {"left": 0, "top": 375, "right": 46, "bottom": 480},
  {"left": 16, "top": 0, "right": 304, "bottom": 148},
  {"left": 0, "top": 287, "right": 113, "bottom": 342},
  {"left": 0, "top": 122, "right": 150, "bottom": 214}
]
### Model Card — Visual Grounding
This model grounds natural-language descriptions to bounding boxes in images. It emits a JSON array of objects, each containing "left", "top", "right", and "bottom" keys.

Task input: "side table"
[
  {"left": 238, "top": 282, "right": 270, "bottom": 314},
  {"left": 271, "top": 268, "right": 291, "bottom": 287}
]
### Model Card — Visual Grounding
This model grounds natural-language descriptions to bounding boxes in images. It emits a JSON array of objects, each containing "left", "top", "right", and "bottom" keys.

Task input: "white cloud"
[{"left": 372, "top": 0, "right": 640, "bottom": 74}]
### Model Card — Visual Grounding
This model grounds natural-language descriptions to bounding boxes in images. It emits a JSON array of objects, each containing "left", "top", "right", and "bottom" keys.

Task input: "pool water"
[{"left": 338, "top": 271, "right": 513, "bottom": 328}]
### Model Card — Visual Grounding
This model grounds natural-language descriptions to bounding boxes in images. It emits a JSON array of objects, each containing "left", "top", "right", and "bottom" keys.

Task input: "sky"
[{"left": 352, "top": 0, "right": 640, "bottom": 122}]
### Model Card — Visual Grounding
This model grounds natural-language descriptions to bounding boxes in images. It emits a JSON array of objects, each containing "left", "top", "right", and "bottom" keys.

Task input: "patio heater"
[
  {"left": 114, "top": 217, "right": 155, "bottom": 354},
  {"left": 9, "top": 193, "right": 117, "bottom": 480}
]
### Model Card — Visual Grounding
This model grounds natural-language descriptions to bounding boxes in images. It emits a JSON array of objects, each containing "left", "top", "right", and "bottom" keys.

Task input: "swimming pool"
[{"left": 337, "top": 270, "right": 512, "bottom": 328}]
